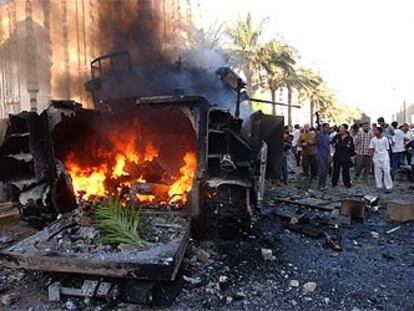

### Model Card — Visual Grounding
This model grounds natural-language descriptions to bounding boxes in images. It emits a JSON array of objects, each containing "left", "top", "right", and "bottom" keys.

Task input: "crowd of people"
[{"left": 281, "top": 117, "right": 414, "bottom": 193}]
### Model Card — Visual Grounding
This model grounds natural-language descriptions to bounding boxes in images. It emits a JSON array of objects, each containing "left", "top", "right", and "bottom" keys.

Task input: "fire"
[
  {"left": 63, "top": 122, "right": 196, "bottom": 206},
  {"left": 168, "top": 152, "right": 197, "bottom": 204},
  {"left": 136, "top": 194, "right": 156, "bottom": 203},
  {"left": 65, "top": 153, "right": 108, "bottom": 199},
  {"left": 112, "top": 154, "right": 127, "bottom": 178}
]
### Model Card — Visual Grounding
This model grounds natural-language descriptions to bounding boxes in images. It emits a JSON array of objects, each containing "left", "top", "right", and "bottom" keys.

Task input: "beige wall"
[{"left": 0, "top": 0, "right": 193, "bottom": 118}]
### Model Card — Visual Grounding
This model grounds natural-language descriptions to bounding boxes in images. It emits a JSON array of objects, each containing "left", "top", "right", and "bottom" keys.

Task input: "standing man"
[
  {"left": 369, "top": 127, "right": 393, "bottom": 193},
  {"left": 377, "top": 117, "right": 395, "bottom": 140},
  {"left": 291, "top": 124, "right": 301, "bottom": 167},
  {"left": 377, "top": 117, "right": 394, "bottom": 167},
  {"left": 391, "top": 122, "right": 405, "bottom": 178},
  {"left": 354, "top": 122, "right": 373, "bottom": 180},
  {"left": 316, "top": 123, "right": 331, "bottom": 190},
  {"left": 350, "top": 123, "right": 360, "bottom": 138},
  {"left": 402, "top": 123, "right": 413, "bottom": 165},
  {"left": 331, "top": 124, "right": 355, "bottom": 188},
  {"left": 298, "top": 124, "right": 317, "bottom": 179},
  {"left": 405, "top": 138, "right": 414, "bottom": 183},
  {"left": 281, "top": 131, "right": 292, "bottom": 185}
]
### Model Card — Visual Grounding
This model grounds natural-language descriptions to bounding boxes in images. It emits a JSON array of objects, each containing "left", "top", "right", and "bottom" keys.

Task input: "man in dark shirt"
[
  {"left": 316, "top": 123, "right": 331, "bottom": 190},
  {"left": 281, "top": 131, "right": 293, "bottom": 185},
  {"left": 406, "top": 139, "right": 414, "bottom": 183},
  {"left": 331, "top": 124, "right": 355, "bottom": 188}
]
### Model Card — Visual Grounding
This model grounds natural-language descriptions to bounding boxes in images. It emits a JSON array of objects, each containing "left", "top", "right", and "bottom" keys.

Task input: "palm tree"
[
  {"left": 258, "top": 40, "right": 296, "bottom": 115},
  {"left": 297, "top": 68, "right": 328, "bottom": 126},
  {"left": 186, "top": 20, "right": 225, "bottom": 50},
  {"left": 282, "top": 71, "right": 309, "bottom": 127},
  {"left": 258, "top": 40, "right": 310, "bottom": 125},
  {"left": 226, "top": 13, "right": 267, "bottom": 107}
]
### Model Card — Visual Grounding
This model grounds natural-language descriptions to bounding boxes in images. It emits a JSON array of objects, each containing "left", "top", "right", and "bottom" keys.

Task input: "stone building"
[{"left": 0, "top": 0, "right": 193, "bottom": 118}]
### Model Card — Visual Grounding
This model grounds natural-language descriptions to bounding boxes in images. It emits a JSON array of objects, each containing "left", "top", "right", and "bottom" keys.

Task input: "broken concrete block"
[
  {"left": 261, "top": 248, "right": 275, "bottom": 261},
  {"left": 1, "top": 293, "right": 16, "bottom": 306},
  {"left": 386, "top": 200, "right": 414, "bottom": 222},
  {"left": 303, "top": 282, "right": 317, "bottom": 294},
  {"left": 289, "top": 279, "right": 300, "bottom": 287},
  {"left": 183, "top": 275, "right": 202, "bottom": 285},
  {"left": 195, "top": 248, "right": 210, "bottom": 263},
  {"left": 340, "top": 199, "right": 366, "bottom": 219},
  {"left": 370, "top": 231, "right": 379, "bottom": 239}
]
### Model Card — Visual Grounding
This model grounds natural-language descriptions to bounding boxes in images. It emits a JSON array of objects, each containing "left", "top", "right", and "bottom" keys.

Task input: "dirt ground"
[{"left": 0, "top": 169, "right": 413, "bottom": 311}]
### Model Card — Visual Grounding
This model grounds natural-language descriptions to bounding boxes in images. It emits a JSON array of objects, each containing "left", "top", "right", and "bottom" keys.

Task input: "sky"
[{"left": 196, "top": 0, "right": 414, "bottom": 121}]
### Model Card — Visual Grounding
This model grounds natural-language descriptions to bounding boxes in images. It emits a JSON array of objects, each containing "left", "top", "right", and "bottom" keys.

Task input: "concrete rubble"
[{"left": 0, "top": 171, "right": 413, "bottom": 310}]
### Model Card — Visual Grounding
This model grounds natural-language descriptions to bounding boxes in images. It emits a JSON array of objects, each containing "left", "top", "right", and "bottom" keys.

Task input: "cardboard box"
[{"left": 386, "top": 200, "right": 414, "bottom": 222}]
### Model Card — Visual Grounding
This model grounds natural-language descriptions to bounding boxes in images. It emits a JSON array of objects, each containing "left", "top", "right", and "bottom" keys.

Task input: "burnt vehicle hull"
[
  {"left": 0, "top": 211, "right": 190, "bottom": 281},
  {"left": 0, "top": 51, "right": 282, "bottom": 281},
  {"left": 0, "top": 95, "right": 258, "bottom": 279}
]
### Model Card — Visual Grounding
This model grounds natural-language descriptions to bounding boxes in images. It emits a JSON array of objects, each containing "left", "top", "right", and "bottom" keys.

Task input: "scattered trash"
[
  {"left": 382, "top": 253, "right": 395, "bottom": 261},
  {"left": 289, "top": 279, "right": 300, "bottom": 287},
  {"left": 1, "top": 293, "right": 16, "bottom": 306},
  {"left": 233, "top": 291, "right": 247, "bottom": 300},
  {"left": 183, "top": 276, "right": 202, "bottom": 286},
  {"left": 369, "top": 205, "right": 380, "bottom": 213},
  {"left": 303, "top": 282, "right": 317, "bottom": 294},
  {"left": 64, "top": 300, "right": 77, "bottom": 311},
  {"left": 386, "top": 200, "right": 414, "bottom": 222},
  {"left": 340, "top": 199, "right": 366, "bottom": 220},
  {"left": 195, "top": 248, "right": 210, "bottom": 263},
  {"left": 370, "top": 231, "right": 380, "bottom": 239},
  {"left": 218, "top": 275, "right": 230, "bottom": 290},
  {"left": 364, "top": 195, "right": 379, "bottom": 206},
  {"left": 386, "top": 226, "right": 401, "bottom": 234},
  {"left": 261, "top": 248, "right": 275, "bottom": 261},
  {"left": 324, "top": 232, "right": 342, "bottom": 251},
  {"left": 48, "top": 280, "right": 113, "bottom": 302},
  {"left": 289, "top": 217, "right": 299, "bottom": 225},
  {"left": 218, "top": 276, "right": 229, "bottom": 284}
]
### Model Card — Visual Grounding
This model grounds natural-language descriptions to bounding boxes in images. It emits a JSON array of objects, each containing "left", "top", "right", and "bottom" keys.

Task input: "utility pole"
[{"left": 403, "top": 100, "right": 406, "bottom": 123}]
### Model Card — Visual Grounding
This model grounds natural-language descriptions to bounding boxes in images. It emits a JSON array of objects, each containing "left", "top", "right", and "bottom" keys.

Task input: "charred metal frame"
[
  {"left": 0, "top": 50, "right": 282, "bottom": 280},
  {"left": 0, "top": 212, "right": 190, "bottom": 281}
]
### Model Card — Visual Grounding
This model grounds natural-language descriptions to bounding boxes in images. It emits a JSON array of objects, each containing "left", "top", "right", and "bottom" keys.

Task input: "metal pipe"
[{"left": 249, "top": 97, "right": 301, "bottom": 108}]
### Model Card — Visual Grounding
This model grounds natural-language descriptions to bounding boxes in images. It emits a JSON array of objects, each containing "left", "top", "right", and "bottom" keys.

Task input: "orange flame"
[
  {"left": 63, "top": 125, "right": 196, "bottom": 206},
  {"left": 65, "top": 153, "right": 108, "bottom": 199},
  {"left": 168, "top": 152, "right": 197, "bottom": 204},
  {"left": 136, "top": 194, "right": 156, "bottom": 203}
]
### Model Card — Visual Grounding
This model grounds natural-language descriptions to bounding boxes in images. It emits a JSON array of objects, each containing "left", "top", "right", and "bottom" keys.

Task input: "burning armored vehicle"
[{"left": 0, "top": 51, "right": 282, "bottom": 302}]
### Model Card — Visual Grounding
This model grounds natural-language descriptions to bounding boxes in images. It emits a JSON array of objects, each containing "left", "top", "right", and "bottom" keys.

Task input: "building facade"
[
  {"left": 0, "top": 0, "right": 193, "bottom": 118},
  {"left": 392, "top": 102, "right": 414, "bottom": 124}
]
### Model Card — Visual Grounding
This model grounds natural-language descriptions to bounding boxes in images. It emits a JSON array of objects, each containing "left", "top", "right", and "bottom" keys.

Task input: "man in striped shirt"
[{"left": 354, "top": 122, "right": 373, "bottom": 180}]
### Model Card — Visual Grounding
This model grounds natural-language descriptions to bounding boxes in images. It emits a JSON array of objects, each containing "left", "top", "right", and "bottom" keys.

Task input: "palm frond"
[{"left": 94, "top": 198, "right": 148, "bottom": 247}]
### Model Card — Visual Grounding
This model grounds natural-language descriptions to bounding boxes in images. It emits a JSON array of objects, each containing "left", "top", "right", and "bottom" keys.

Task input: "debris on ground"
[
  {"left": 261, "top": 248, "right": 276, "bottom": 261},
  {"left": 386, "top": 226, "right": 401, "bottom": 234},
  {"left": 303, "top": 282, "right": 317, "bottom": 294},
  {"left": 1, "top": 292, "right": 17, "bottom": 306},
  {"left": 0, "top": 174, "right": 413, "bottom": 310},
  {"left": 289, "top": 279, "right": 300, "bottom": 287},
  {"left": 386, "top": 199, "right": 414, "bottom": 222},
  {"left": 195, "top": 248, "right": 211, "bottom": 263}
]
